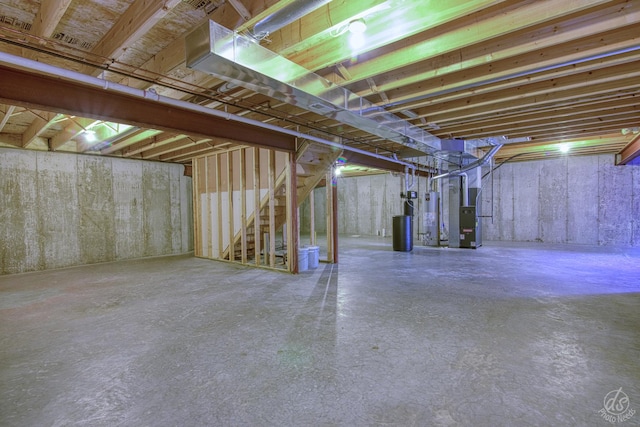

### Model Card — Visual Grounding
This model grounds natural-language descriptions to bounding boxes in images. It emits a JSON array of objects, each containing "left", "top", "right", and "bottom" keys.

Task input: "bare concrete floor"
[{"left": 1, "top": 236, "right": 639, "bottom": 426}]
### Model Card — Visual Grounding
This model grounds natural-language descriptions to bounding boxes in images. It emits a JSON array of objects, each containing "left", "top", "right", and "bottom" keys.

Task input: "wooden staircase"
[{"left": 222, "top": 142, "right": 341, "bottom": 262}]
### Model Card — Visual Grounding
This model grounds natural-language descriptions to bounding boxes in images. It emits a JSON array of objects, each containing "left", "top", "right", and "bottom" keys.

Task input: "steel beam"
[
  {"left": 616, "top": 134, "right": 640, "bottom": 165},
  {"left": 0, "top": 65, "right": 295, "bottom": 153}
]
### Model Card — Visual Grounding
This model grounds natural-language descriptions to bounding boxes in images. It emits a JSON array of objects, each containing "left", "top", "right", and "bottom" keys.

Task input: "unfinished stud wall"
[
  {"left": 193, "top": 147, "right": 293, "bottom": 270},
  {"left": 0, "top": 148, "right": 193, "bottom": 275},
  {"left": 482, "top": 154, "right": 640, "bottom": 246}
]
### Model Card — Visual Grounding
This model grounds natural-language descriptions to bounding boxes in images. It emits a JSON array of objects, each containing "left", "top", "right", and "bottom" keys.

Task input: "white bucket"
[
  {"left": 298, "top": 247, "right": 309, "bottom": 272},
  {"left": 307, "top": 246, "right": 320, "bottom": 269}
]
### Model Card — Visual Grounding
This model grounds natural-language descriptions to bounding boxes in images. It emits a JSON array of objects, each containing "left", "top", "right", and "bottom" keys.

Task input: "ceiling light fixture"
[
  {"left": 84, "top": 130, "right": 97, "bottom": 143},
  {"left": 348, "top": 19, "right": 367, "bottom": 34},
  {"left": 558, "top": 143, "right": 570, "bottom": 153},
  {"left": 349, "top": 33, "right": 365, "bottom": 50},
  {"left": 621, "top": 127, "right": 639, "bottom": 135}
]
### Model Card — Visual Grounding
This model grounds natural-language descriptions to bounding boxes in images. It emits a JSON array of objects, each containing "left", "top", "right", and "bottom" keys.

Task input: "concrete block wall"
[
  {"left": 0, "top": 148, "right": 193, "bottom": 275},
  {"left": 482, "top": 154, "right": 640, "bottom": 246}
]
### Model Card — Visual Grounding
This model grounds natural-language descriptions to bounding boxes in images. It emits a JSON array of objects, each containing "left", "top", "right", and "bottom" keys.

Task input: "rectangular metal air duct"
[{"left": 185, "top": 20, "right": 442, "bottom": 155}]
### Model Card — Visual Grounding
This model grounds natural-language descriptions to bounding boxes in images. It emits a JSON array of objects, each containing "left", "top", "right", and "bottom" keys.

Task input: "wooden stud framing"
[
  {"left": 193, "top": 159, "right": 200, "bottom": 257},
  {"left": 268, "top": 150, "right": 276, "bottom": 268},
  {"left": 326, "top": 170, "right": 334, "bottom": 263},
  {"left": 216, "top": 154, "right": 223, "bottom": 260},
  {"left": 286, "top": 152, "right": 298, "bottom": 273},
  {"left": 191, "top": 147, "right": 298, "bottom": 271},
  {"left": 240, "top": 149, "right": 248, "bottom": 264},
  {"left": 227, "top": 152, "right": 234, "bottom": 262},
  {"left": 205, "top": 158, "right": 212, "bottom": 258},
  {"left": 309, "top": 186, "right": 316, "bottom": 246},
  {"left": 253, "top": 148, "right": 262, "bottom": 266},
  {"left": 332, "top": 182, "right": 339, "bottom": 264}
]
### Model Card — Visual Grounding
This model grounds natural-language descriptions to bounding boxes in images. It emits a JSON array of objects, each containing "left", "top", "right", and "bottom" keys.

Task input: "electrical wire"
[
  {"left": 0, "top": 30, "right": 402, "bottom": 158},
  {"left": 482, "top": 152, "right": 533, "bottom": 178}
]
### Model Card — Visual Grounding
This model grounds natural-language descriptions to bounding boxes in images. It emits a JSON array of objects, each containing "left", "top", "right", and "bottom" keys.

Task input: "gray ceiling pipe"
[{"left": 251, "top": 0, "right": 333, "bottom": 40}]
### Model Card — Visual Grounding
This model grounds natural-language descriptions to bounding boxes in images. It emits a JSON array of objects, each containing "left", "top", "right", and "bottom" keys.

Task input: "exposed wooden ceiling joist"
[
  {"left": 83, "top": 0, "right": 183, "bottom": 75},
  {"left": 30, "top": 0, "right": 72, "bottom": 37},
  {"left": 0, "top": 0, "right": 638, "bottom": 166}
]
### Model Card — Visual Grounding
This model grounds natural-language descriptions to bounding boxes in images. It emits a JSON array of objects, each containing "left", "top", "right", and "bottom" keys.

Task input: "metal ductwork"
[
  {"left": 251, "top": 0, "right": 333, "bottom": 40},
  {"left": 185, "top": 19, "right": 443, "bottom": 156},
  {"left": 428, "top": 144, "right": 503, "bottom": 190}
]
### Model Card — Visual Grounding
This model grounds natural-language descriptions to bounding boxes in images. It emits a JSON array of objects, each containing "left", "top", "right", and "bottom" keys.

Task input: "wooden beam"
[
  {"left": 84, "top": 0, "right": 182, "bottom": 75},
  {"left": 253, "top": 148, "right": 261, "bottom": 267},
  {"left": 309, "top": 183, "right": 315, "bottom": 246},
  {"left": 140, "top": 137, "right": 206, "bottom": 159},
  {"left": 227, "top": 0, "right": 251, "bottom": 22},
  {"left": 0, "top": 133, "right": 23, "bottom": 147},
  {"left": 396, "top": 51, "right": 640, "bottom": 117},
  {"left": 227, "top": 151, "right": 235, "bottom": 262},
  {"left": 0, "top": 65, "right": 296, "bottom": 153},
  {"left": 421, "top": 75, "right": 640, "bottom": 125},
  {"left": 325, "top": 171, "right": 333, "bottom": 263},
  {"left": 217, "top": 154, "right": 223, "bottom": 260},
  {"left": 363, "top": 2, "right": 640, "bottom": 101},
  {"left": 332, "top": 182, "right": 338, "bottom": 264},
  {"left": 193, "top": 159, "right": 201, "bottom": 257},
  {"left": 342, "top": 151, "right": 406, "bottom": 174},
  {"left": 617, "top": 133, "right": 640, "bottom": 165},
  {"left": 269, "top": 0, "right": 400, "bottom": 56},
  {"left": 31, "top": 0, "right": 73, "bottom": 37},
  {"left": 268, "top": 150, "right": 276, "bottom": 268},
  {"left": 240, "top": 149, "right": 248, "bottom": 264},
  {"left": 117, "top": 0, "right": 256, "bottom": 91},
  {"left": 122, "top": 133, "right": 187, "bottom": 157},
  {"left": 22, "top": 111, "right": 63, "bottom": 148},
  {"left": 100, "top": 129, "right": 162, "bottom": 155},
  {"left": 50, "top": 117, "right": 99, "bottom": 151},
  {"left": 235, "top": 0, "right": 300, "bottom": 33},
  {"left": 205, "top": 158, "right": 212, "bottom": 258},
  {"left": 286, "top": 152, "right": 299, "bottom": 273},
  {"left": 158, "top": 141, "right": 237, "bottom": 162},
  {"left": 440, "top": 98, "right": 640, "bottom": 135},
  {"left": 313, "top": 0, "right": 611, "bottom": 82},
  {"left": 0, "top": 105, "right": 16, "bottom": 133}
]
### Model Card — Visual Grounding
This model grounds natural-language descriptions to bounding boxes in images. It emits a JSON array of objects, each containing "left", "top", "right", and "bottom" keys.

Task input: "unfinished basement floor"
[{"left": 1, "top": 236, "right": 639, "bottom": 426}]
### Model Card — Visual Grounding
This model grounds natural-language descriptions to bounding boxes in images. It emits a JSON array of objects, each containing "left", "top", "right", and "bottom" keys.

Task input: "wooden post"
[
  {"left": 227, "top": 151, "right": 234, "bottom": 262},
  {"left": 309, "top": 185, "right": 315, "bottom": 246},
  {"left": 287, "top": 152, "right": 298, "bottom": 273},
  {"left": 240, "top": 148, "right": 247, "bottom": 264},
  {"left": 332, "top": 180, "right": 338, "bottom": 264},
  {"left": 253, "top": 148, "right": 261, "bottom": 267},
  {"left": 193, "top": 159, "right": 200, "bottom": 257},
  {"left": 205, "top": 157, "right": 212, "bottom": 258},
  {"left": 326, "top": 170, "right": 333, "bottom": 263},
  {"left": 216, "top": 154, "right": 223, "bottom": 260},
  {"left": 268, "top": 150, "right": 276, "bottom": 268}
]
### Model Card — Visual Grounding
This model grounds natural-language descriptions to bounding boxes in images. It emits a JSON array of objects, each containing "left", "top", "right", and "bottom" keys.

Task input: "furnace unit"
[{"left": 459, "top": 206, "right": 481, "bottom": 249}]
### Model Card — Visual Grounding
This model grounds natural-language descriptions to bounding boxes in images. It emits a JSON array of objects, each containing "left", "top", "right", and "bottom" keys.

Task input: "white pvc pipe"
[{"left": 0, "top": 51, "right": 416, "bottom": 169}]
